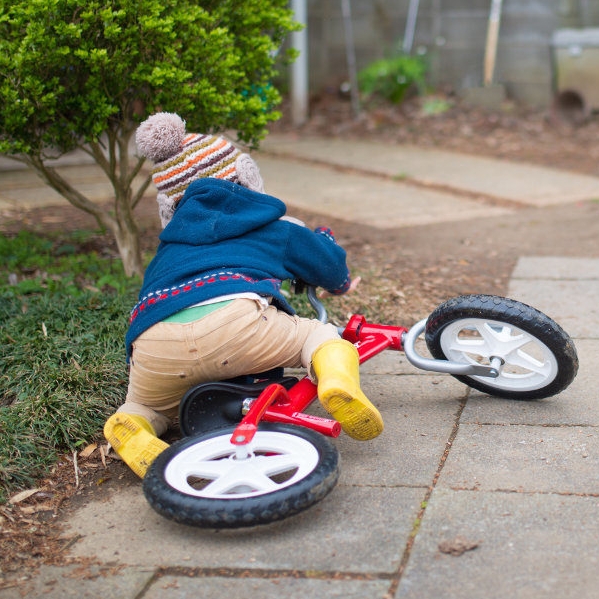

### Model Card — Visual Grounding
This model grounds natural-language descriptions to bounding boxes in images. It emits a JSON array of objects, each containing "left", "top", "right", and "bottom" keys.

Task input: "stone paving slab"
[
  {"left": 511, "top": 256, "right": 599, "bottom": 280},
  {"left": 462, "top": 339, "right": 599, "bottom": 426},
  {"left": 260, "top": 135, "right": 599, "bottom": 206},
  {"left": 0, "top": 164, "right": 148, "bottom": 209},
  {"left": 257, "top": 156, "right": 512, "bottom": 229},
  {"left": 437, "top": 422, "right": 599, "bottom": 494},
  {"left": 54, "top": 372, "right": 463, "bottom": 580},
  {"left": 59, "top": 372, "right": 466, "bottom": 586},
  {"left": 63, "top": 483, "right": 422, "bottom": 575},
  {"left": 396, "top": 488, "right": 599, "bottom": 599},
  {"left": 508, "top": 278, "right": 599, "bottom": 339},
  {"left": 0, "top": 149, "right": 97, "bottom": 171},
  {"left": 3, "top": 565, "right": 155, "bottom": 599},
  {"left": 508, "top": 255, "right": 599, "bottom": 339},
  {"left": 1, "top": 148, "right": 515, "bottom": 230},
  {"left": 337, "top": 374, "right": 465, "bottom": 487},
  {"left": 144, "top": 576, "right": 391, "bottom": 599}
]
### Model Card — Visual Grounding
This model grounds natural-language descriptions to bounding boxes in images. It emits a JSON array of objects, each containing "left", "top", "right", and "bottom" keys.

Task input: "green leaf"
[{"left": 0, "top": 0, "right": 299, "bottom": 155}]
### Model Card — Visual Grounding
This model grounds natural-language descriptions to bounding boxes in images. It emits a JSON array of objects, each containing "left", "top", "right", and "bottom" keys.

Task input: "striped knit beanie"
[{"left": 136, "top": 112, "right": 265, "bottom": 227}]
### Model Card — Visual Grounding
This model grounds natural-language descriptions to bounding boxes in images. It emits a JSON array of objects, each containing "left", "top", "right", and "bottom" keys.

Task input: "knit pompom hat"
[{"left": 136, "top": 112, "right": 265, "bottom": 227}]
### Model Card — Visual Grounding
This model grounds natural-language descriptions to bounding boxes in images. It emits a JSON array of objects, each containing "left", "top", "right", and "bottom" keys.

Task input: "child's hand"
[
  {"left": 318, "top": 276, "right": 361, "bottom": 299},
  {"left": 347, "top": 276, "right": 361, "bottom": 293}
]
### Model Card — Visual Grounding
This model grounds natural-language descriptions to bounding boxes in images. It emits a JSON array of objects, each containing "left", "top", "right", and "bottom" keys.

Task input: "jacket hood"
[{"left": 159, "top": 179, "right": 287, "bottom": 245}]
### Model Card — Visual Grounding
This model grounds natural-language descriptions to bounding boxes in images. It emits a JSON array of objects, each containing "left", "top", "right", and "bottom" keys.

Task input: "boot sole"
[
  {"left": 321, "top": 389, "right": 384, "bottom": 441},
  {"left": 104, "top": 414, "right": 169, "bottom": 478}
]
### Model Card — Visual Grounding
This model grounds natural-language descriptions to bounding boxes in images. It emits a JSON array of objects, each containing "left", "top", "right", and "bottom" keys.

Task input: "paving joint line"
[
  {"left": 148, "top": 565, "right": 393, "bottom": 583},
  {"left": 463, "top": 421, "right": 599, "bottom": 428},
  {"left": 384, "top": 393, "right": 469, "bottom": 597},
  {"left": 447, "top": 487, "right": 599, "bottom": 499},
  {"left": 259, "top": 150, "right": 530, "bottom": 211}
]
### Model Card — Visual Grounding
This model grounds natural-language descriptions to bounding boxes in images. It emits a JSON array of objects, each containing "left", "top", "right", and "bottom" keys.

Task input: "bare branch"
[
  {"left": 132, "top": 172, "right": 152, "bottom": 209},
  {"left": 24, "top": 156, "right": 118, "bottom": 234},
  {"left": 87, "top": 140, "right": 111, "bottom": 175}
]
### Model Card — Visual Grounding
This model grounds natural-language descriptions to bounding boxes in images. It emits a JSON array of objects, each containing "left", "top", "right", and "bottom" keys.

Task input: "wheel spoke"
[
  {"left": 440, "top": 316, "right": 559, "bottom": 392},
  {"left": 184, "top": 457, "right": 233, "bottom": 479},
  {"left": 475, "top": 323, "right": 530, "bottom": 355},
  {"left": 194, "top": 453, "right": 302, "bottom": 495},
  {"left": 446, "top": 336, "right": 488, "bottom": 357},
  {"left": 164, "top": 430, "right": 321, "bottom": 499},
  {"left": 201, "top": 463, "right": 280, "bottom": 495},
  {"left": 449, "top": 323, "right": 537, "bottom": 362},
  {"left": 252, "top": 453, "right": 303, "bottom": 476},
  {"left": 504, "top": 347, "right": 550, "bottom": 376}
]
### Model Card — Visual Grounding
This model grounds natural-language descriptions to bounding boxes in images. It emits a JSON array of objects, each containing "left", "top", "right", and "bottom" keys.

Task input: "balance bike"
[{"left": 142, "top": 288, "right": 578, "bottom": 528}]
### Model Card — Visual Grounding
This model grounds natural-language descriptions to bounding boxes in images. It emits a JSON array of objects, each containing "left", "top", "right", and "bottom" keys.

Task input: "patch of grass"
[{"left": 0, "top": 231, "right": 140, "bottom": 502}]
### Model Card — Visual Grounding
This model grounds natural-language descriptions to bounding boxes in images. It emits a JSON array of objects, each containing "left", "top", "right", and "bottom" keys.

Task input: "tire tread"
[
  {"left": 425, "top": 294, "right": 578, "bottom": 399},
  {"left": 143, "top": 423, "right": 340, "bottom": 528}
]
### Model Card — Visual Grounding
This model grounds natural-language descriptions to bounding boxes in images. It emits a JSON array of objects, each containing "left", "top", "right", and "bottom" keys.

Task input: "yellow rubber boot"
[
  {"left": 312, "top": 339, "right": 384, "bottom": 441},
  {"left": 103, "top": 413, "right": 169, "bottom": 478}
]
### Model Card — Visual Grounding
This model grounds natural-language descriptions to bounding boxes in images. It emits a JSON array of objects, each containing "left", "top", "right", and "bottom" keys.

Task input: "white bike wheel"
[
  {"left": 438, "top": 317, "right": 559, "bottom": 393},
  {"left": 143, "top": 423, "right": 340, "bottom": 528},
  {"left": 425, "top": 294, "right": 578, "bottom": 399},
  {"left": 164, "top": 430, "right": 321, "bottom": 499}
]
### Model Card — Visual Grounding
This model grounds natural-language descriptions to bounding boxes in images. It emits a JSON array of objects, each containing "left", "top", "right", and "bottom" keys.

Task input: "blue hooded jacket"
[{"left": 125, "top": 178, "right": 351, "bottom": 359}]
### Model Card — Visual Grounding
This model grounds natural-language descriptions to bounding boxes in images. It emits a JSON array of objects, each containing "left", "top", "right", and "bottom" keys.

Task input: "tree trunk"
[
  {"left": 23, "top": 142, "right": 149, "bottom": 279},
  {"left": 112, "top": 219, "right": 144, "bottom": 278}
]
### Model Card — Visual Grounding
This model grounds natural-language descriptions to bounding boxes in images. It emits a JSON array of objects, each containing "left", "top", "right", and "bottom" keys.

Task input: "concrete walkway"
[
  {"left": 2, "top": 137, "right": 599, "bottom": 598},
  {"left": 4, "top": 133, "right": 599, "bottom": 224}
]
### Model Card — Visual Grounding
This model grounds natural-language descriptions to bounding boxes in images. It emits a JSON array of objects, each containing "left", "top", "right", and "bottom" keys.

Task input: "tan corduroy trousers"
[{"left": 117, "top": 298, "right": 339, "bottom": 435}]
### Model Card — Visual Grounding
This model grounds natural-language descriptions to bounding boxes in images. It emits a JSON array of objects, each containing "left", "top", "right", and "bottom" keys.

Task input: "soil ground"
[{"left": 2, "top": 92, "right": 599, "bottom": 585}]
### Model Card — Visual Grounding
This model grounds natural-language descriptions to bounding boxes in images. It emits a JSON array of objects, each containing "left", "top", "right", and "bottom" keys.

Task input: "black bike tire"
[
  {"left": 424, "top": 294, "right": 578, "bottom": 400},
  {"left": 143, "top": 423, "right": 340, "bottom": 528}
]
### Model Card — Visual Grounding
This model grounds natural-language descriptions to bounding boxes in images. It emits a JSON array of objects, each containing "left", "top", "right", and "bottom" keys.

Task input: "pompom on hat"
[{"left": 136, "top": 112, "right": 265, "bottom": 227}]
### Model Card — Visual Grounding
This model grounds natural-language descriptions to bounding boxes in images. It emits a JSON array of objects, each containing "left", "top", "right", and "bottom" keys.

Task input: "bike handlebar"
[{"left": 307, "top": 286, "right": 328, "bottom": 323}]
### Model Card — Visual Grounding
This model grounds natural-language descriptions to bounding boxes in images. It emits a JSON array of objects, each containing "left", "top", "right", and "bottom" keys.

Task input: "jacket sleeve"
[{"left": 283, "top": 224, "right": 352, "bottom": 294}]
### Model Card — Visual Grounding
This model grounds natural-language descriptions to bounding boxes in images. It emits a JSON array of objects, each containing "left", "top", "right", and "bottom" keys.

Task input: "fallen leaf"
[
  {"left": 9, "top": 488, "right": 41, "bottom": 504},
  {"left": 79, "top": 443, "right": 98, "bottom": 458},
  {"left": 99, "top": 444, "right": 107, "bottom": 467},
  {"left": 19, "top": 503, "right": 54, "bottom": 515},
  {"left": 438, "top": 536, "right": 481, "bottom": 556}
]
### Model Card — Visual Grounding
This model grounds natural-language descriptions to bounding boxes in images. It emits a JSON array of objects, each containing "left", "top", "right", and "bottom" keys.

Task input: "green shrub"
[
  {"left": 358, "top": 54, "right": 428, "bottom": 104},
  {"left": 0, "top": 0, "right": 300, "bottom": 277}
]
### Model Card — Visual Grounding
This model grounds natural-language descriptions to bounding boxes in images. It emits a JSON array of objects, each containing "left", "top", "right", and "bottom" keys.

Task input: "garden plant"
[{"left": 0, "top": 0, "right": 298, "bottom": 277}]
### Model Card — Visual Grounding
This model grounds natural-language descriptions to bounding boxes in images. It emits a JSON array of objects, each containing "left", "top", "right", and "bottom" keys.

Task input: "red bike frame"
[{"left": 230, "top": 314, "right": 409, "bottom": 446}]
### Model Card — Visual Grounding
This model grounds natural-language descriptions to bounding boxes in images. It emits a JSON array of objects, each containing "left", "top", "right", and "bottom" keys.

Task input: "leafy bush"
[
  {"left": 358, "top": 54, "right": 428, "bottom": 104},
  {"left": 0, "top": 0, "right": 300, "bottom": 276}
]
